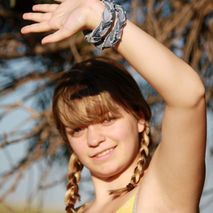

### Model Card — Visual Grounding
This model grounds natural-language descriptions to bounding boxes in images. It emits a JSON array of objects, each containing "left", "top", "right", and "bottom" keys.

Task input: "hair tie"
[{"left": 126, "top": 183, "right": 135, "bottom": 191}]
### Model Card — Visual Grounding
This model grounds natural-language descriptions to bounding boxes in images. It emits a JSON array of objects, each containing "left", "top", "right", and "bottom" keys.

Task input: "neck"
[{"left": 90, "top": 152, "right": 140, "bottom": 203}]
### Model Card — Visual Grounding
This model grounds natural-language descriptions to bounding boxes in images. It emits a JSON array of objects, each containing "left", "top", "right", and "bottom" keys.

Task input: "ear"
[{"left": 137, "top": 119, "right": 145, "bottom": 133}]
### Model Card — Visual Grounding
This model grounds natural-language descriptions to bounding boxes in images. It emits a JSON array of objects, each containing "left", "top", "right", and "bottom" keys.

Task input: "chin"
[{"left": 90, "top": 163, "right": 128, "bottom": 181}]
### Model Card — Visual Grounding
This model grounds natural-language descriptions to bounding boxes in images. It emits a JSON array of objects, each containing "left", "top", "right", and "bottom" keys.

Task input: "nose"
[{"left": 87, "top": 124, "right": 105, "bottom": 147}]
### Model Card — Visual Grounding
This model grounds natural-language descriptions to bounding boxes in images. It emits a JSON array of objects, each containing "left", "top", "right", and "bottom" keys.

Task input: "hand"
[{"left": 21, "top": 0, "right": 104, "bottom": 44}]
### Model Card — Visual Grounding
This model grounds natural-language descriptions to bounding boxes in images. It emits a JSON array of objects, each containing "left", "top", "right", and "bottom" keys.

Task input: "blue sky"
[{"left": 0, "top": 57, "right": 213, "bottom": 212}]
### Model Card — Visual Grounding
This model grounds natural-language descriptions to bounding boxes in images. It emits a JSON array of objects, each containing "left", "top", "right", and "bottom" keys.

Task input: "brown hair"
[{"left": 52, "top": 57, "right": 151, "bottom": 213}]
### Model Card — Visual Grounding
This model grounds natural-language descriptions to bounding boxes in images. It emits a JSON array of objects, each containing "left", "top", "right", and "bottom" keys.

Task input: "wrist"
[
  {"left": 86, "top": 0, "right": 105, "bottom": 30},
  {"left": 84, "top": 0, "right": 127, "bottom": 50}
]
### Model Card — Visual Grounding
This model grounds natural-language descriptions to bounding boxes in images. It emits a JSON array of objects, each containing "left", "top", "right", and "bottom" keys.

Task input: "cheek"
[
  {"left": 68, "top": 138, "right": 87, "bottom": 160},
  {"left": 116, "top": 120, "right": 138, "bottom": 140},
  {"left": 107, "top": 119, "right": 140, "bottom": 172}
]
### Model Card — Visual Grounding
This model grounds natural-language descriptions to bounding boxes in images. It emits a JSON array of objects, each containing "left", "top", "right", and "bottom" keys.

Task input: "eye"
[
  {"left": 103, "top": 117, "right": 113, "bottom": 122},
  {"left": 102, "top": 115, "right": 116, "bottom": 125},
  {"left": 70, "top": 127, "right": 84, "bottom": 137}
]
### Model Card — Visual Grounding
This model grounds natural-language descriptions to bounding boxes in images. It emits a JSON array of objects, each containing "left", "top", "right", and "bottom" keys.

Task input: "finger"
[
  {"left": 21, "top": 22, "right": 52, "bottom": 34},
  {"left": 32, "top": 4, "right": 59, "bottom": 13},
  {"left": 23, "top": 12, "right": 51, "bottom": 23},
  {"left": 54, "top": 0, "right": 63, "bottom": 2},
  {"left": 41, "top": 27, "right": 74, "bottom": 44}
]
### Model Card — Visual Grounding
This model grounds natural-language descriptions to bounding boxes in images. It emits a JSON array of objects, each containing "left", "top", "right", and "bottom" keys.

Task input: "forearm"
[
  {"left": 20, "top": 0, "right": 205, "bottom": 108},
  {"left": 116, "top": 20, "right": 205, "bottom": 107}
]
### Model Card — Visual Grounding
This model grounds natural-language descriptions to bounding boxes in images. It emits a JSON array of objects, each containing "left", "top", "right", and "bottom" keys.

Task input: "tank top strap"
[
  {"left": 132, "top": 187, "right": 140, "bottom": 213},
  {"left": 116, "top": 187, "right": 140, "bottom": 213},
  {"left": 78, "top": 187, "right": 140, "bottom": 213}
]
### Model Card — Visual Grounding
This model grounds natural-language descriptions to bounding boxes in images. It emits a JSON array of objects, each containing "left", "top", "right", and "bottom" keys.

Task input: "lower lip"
[{"left": 92, "top": 147, "right": 116, "bottom": 161}]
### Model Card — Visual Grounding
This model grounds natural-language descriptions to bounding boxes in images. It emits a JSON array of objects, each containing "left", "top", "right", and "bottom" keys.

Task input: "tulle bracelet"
[
  {"left": 84, "top": 0, "right": 127, "bottom": 50},
  {"left": 84, "top": 0, "right": 115, "bottom": 44}
]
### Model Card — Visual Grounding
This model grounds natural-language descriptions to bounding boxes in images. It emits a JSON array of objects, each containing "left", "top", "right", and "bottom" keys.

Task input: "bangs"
[{"left": 57, "top": 88, "right": 122, "bottom": 129}]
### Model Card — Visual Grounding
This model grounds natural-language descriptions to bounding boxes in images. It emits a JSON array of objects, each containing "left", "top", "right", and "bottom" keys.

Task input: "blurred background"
[{"left": 0, "top": 0, "right": 213, "bottom": 212}]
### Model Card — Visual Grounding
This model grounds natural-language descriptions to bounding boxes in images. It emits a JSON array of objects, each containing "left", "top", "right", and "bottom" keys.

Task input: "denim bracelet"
[
  {"left": 84, "top": 0, "right": 115, "bottom": 44},
  {"left": 96, "top": 3, "right": 127, "bottom": 50},
  {"left": 83, "top": 0, "right": 127, "bottom": 51}
]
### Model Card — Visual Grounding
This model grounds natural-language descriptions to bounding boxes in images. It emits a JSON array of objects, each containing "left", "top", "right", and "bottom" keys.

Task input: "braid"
[
  {"left": 109, "top": 121, "right": 150, "bottom": 198},
  {"left": 65, "top": 153, "right": 83, "bottom": 213},
  {"left": 130, "top": 121, "right": 150, "bottom": 184}
]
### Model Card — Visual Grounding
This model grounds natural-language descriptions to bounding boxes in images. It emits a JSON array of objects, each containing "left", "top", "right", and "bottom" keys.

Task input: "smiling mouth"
[
  {"left": 92, "top": 146, "right": 116, "bottom": 158},
  {"left": 95, "top": 148, "right": 114, "bottom": 157}
]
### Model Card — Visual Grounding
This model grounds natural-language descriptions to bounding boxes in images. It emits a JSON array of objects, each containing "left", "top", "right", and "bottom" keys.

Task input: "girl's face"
[{"left": 66, "top": 106, "right": 144, "bottom": 180}]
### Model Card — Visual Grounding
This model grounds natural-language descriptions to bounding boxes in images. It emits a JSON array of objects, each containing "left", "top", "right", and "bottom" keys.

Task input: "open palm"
[{"left": 21, "top": 0, "right": 103, "bottom": 44}]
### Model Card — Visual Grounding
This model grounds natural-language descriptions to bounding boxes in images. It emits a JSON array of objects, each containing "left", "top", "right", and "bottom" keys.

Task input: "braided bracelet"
[
  {"left": 84, "top": 0, "right": 115, "bottom": 44},
  {"left": 83, "top": 0, "right": 127, "bottom": 50},
  {"left": 96, "top": 3, "right": 127, "bottom": 50}
]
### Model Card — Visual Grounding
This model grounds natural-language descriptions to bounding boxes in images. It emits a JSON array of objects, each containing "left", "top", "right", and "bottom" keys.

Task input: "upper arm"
[{"left": 149, "top": 96, "right": 206, "bottom": 205}]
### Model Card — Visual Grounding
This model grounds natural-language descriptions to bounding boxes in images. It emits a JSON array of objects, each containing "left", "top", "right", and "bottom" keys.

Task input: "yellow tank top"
[
  {"left": 116, "top": 192, "right": 137, "bottom": 213},
  {"left": 77, "top": 191, "right": 137, "bottom": 213}
]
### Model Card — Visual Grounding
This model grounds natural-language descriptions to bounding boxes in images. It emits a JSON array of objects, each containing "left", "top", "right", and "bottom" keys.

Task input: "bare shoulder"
[
  {"left": 136, "top": 158, "right": 203, "bottom": 213},
  {"left": 136, "top": 94, "right": 206, "bottom": 211}
]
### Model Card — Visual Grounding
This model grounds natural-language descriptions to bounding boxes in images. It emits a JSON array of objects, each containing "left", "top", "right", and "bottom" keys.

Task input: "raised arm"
[
  {"left": 21, "top": 0, "right": 206, "bottom": 208},
  {"left": 118, "top": 20, "right": 206, "bottom": 209},
  {"left": 21, "top": 0, "right": 205, "bottom": 106},
  {"left": 117, "top": 19, "right": 206, "bottom": 209}
]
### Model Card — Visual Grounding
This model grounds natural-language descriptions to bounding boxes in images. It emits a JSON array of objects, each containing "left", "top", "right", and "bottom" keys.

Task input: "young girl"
[{"left": 21, "top": 0, "right": 206, "bottom": 212}]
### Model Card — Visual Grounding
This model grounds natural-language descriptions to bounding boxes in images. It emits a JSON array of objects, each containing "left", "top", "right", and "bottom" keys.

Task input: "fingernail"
[
  {"left": 22, "top": 13, "right": 29, "bottom": 19},
  {"left": 41, "top": 39, "right": 47, "bottom": 45},
  {"left": 32, "top": 5, "right": 37, "bottom": 10},
  {"left": 21, "top": 28, "right": 25, "bottom": 34}
]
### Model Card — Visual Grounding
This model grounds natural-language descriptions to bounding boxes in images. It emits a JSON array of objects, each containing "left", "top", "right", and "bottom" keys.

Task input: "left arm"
[{"left": 21, "top": 0, "right": 206, "bottom": 207}]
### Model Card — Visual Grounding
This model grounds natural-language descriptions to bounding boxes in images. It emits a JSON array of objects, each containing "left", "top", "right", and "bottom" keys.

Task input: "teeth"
[{"left": 96, "top": 148, "right": 114, "bottom": 157}]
